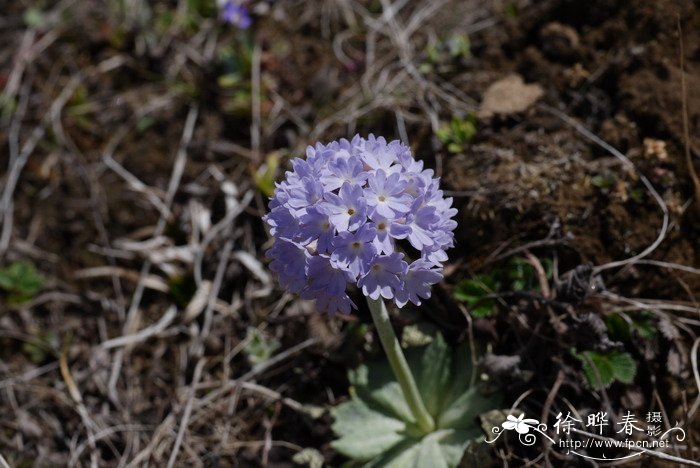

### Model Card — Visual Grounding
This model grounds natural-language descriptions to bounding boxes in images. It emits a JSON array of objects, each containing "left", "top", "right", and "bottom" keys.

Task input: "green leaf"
[
  {"left": 23, "top": 8, "right": 46, "bottom": 29},
  {"left": 438, "top": 388, "right": 487, "bottom": 430},
  {"left": 605, "top": 313, "right": 630, "bottom": 341},
  {"left": 415, "top": 435, "right": 448, "bottom": 468},
  {"left": 630, "top": 188, "right": 645, "bottom": 203},
  {"left": 436, "top": 429, "right": 482, "bottom": 466},
  {"left": 575, "top": 350, "right": 637, "bottom": 390},
  {"left": 0, "top": 93, "right": 17, "bottom": 121},
  {"left": 331, "top": 398, "right": 406, "bottom": 461},
  {"left": 436, "top": 116, "right": 477, "bottom": 153},
  {"left": 424, "top": 33, "right": 471, "bottom": 69},
  {"left": 349, "top": 363, "right": 415, "bottom": 424},
  {"left": 366, "top": 439, "right": 421, "bottom": 468},
  {"left": 591, "top": 173, "right": 616, "bottom": 193},
  {"left": 415, "top": 334, "right": 452, "bottom": 416},
  {"left": 440, "top": 343, "right": 472, "bottom": 407},
  {"left": 253, "top": 152, "right": 280, "bottom": 197},
  {"left": 244, "top": 327, "right": 280, "bottom": 369},
  {"left": 506, "top": 258, "right": 532, "bottom": 292},
  {"left": 168, "top": 273, "right": 197, "bottom": 308},
  {"left": 136, "top": 116, "right": 156, "bottom": 134},
  {"left": 333, "top": 333, "right": 501, "bottom": 466},
  {"left": 608, "top": 351, "right": 637, "bottom": 384},
  {"left": 0, "top": 271, "right": 14, "bottom": 290},
  {"left": 504, "top": 1, "right": 518, "bottom": 18},
  {"left": 0, "top": 261, "right": 44, "bottom": 304},
  {"left": 631, "top": 313, "right": 656, "bottom": 339},
  {"left": 606, "top": 312, "right": 656, "bottom": 341},
  {"left": 21, "top": 330, "right": 55, "bottom": 364},
  {"left": 218, "top": 72, "right": 242, "bottom": 88},
  {"left": 453, "top": 276, "right": 495, "bottom": 317},
  {"left": 447, "top": 35, "right": 471, "bottom": 59}
]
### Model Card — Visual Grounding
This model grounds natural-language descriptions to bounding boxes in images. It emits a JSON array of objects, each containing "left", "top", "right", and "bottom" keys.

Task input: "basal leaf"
[
  {"left": 439, "top": 342, "right": 473, "bottom": 410},
  {"left": 367, "top": 381, "right": 415, "bottom": 425},
  {"left": 333, "top": 333, "right": 501, "bottom": 467},
  {"left": 415, "top": 333, "right": 452, "bottom": 417},
  {"left": 438, "top": 387, "right": 501, "bottom": 430},
  {"left": 366, "top": 439, "right": 421, "bottom": 468},
  {"left": 331, "top": 398, "right": 406, "bottom": 461},
  {"left": 436, "top": 429, "right": 482, "bottom": 466},
  {"left": 415, "top": 435, "right": 448, "bottom": 468},
  {"left": 350, "top": 363, "right": 415, "bottom": 424}
]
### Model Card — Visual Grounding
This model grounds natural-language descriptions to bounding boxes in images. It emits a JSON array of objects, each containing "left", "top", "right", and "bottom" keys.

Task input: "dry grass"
[{"left": 0, "top": 0, "right": 699, "bottom": 466}]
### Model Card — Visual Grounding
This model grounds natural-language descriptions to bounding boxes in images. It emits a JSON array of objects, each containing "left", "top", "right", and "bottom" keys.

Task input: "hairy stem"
[{"left": 366, "top": 297, "right": 435, "bottom": 433}]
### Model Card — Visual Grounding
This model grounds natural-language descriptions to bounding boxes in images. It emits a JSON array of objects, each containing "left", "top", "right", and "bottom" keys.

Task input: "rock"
[
  {"left": 540, "top": 22, "right": 580, "bottom": 61},
  {"left": 478, "top": 74, "right": 544, "bottom": 119}
]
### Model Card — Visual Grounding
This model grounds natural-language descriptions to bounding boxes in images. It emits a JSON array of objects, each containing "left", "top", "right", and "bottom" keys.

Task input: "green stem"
[{"left": 366, "top": 297, "right": 435, "bottom": 434}]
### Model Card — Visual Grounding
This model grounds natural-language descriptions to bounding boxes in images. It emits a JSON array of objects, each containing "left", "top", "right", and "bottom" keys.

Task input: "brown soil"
[{"left": 0, "top": 0, "right": 698, "bottom": 466}]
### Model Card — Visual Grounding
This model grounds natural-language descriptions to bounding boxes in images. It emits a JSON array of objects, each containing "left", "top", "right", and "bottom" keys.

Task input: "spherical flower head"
[{"left": 263, "top": 135, "right": 457, "bottom": 313}]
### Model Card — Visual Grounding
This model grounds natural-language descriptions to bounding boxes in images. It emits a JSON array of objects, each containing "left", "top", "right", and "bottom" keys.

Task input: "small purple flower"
[
  {"left": 367, "top": 214, "right": 410, "bottom": 254},
  {"left": 394, "top": 260, "right": 443, "bottom": 307},
  {"left": 321, "top": 156, "right": 368, "bottom": 191},
  {"left": 266, "top": 239, "right": 309, "bottom": 294},
  {"left": 291, "top": 157, "right": 324, "bottom": 180},
  {"left": 423, "top": 247, "right": 448, "bottom": 265},
  {"left": 361, "top": 137, "right": 400, "bottom": 173},
  {"left": 286, "top": 177, "right": 325, "bottom": 213},
  {"left": 358, "top": 253, "right": 408, "bottom": 300},
  {"left": 296, "top": 206, "right": 335, "bottom": 253},
  {"left": 264, "top": 206, "right": 297, "bottom": 239},
  {"left": 303, "top": 255, "right": 354, "bottom": 296},
  {"left": 330, "top": 225, "right": 377, "bottom": 277},
  {"left": 314, "top": 291, "right": 355, "bottom": 315},
  {"left": 264, "top": 134, "right": 457, "bottom": 313},
  {"left": 323, "top": 183, "right": 367, "bottom": 231},
  {"left": 405, "top": 199, "right": 440, "bottom": 250},
  {"left": 364, "top": 169, "right": 412, "bottom": 218},
  {"left": 221, "top": 1, "right": 252, "bottom": 29}
]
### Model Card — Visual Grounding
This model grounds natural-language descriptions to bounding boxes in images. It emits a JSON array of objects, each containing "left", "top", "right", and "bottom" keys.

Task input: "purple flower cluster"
[{"left": 263, "top": 135, "right": 457, "bottom": 314}]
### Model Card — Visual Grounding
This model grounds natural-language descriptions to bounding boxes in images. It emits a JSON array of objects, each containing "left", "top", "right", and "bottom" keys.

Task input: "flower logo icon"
[{"left": 502, "top": 414, "right": 540, "bottom": 434}]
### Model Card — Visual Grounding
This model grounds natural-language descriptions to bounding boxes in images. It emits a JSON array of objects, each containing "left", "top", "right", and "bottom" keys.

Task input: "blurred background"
[{"left": 0, "top": 0, "right": 699, "bottom": 466}]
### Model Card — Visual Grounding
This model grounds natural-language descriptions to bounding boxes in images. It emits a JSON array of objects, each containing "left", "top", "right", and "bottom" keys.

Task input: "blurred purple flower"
[{"left": 221, "top": 1, "right": 252, "bottom": 29}]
